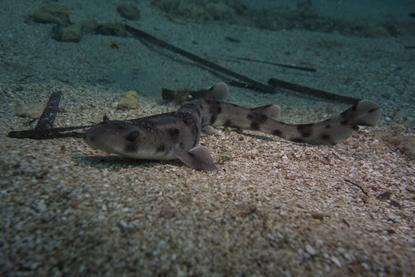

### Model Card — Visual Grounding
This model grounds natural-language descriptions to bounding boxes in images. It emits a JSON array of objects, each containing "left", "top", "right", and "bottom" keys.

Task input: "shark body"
[{"left": 85, "top": 83, "right": 381, "bottom": 171}]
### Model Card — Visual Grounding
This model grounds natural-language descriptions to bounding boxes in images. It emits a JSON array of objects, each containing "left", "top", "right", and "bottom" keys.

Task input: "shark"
[{"left": 84, "top": 83, "right": 381, "bottom": 171}]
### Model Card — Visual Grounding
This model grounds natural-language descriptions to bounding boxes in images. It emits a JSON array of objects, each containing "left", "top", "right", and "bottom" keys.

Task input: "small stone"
[
  {"left": 377, "top": 191, "right": 392, "bottom": 200},
  {"left": 117, "top": 220, "right": 129, "bottom": 231},
  {"left": 330, "top": 256, "right": 342, "bottom": 267},
  {"left": 159, "top": 206, "right": 176, "bottom": 218},
  {"left": 116, "top": 90, "right": 140, "bottom": 110},
  {"left": 53, "top": 23, "right": 83, "bottom": 42},
  {"left": 362, "top": 262, "right": 370, "bottom": 270},
  {"left": 305, "top": 244, "right": 317, "bottom": 256},
  {"left": 236, "top": 203, "right": 257, "bottom": 216},
  {"left": 311, "top": 213, "right": 325, "bottom": 221},
  {"left": 36, "top": 200, "right": 47, "bottom": 213},
  {"left": 31, "top": 4, "right": 71, "bottom": 25},
  {"left": 117, "top": 3, "right": 141, "bottom": 20}
]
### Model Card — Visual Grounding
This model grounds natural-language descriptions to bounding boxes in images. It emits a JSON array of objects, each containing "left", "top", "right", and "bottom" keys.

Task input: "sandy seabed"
[{"left": 1, "top": 0, "right": 414, "bottom": 275}]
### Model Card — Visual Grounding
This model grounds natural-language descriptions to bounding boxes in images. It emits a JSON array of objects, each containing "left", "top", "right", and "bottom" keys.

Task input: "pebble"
[
  {"left": 36, "top": 199, "right": 47, "bottom": 213},
  {"left": 117, "top": 220, "right": 129, "bottom": 231},
  {"left": 305, "top": 244, "right": 317, "bottom": 256},
  {"left": 53, "top": 23, "right": 83, "bottom": 42},
  {"left": 330, "top": 256, "right": 342, "bottom": 267},
  {"left": 159, "top": 206, "right": 177, "bottom": 218}
]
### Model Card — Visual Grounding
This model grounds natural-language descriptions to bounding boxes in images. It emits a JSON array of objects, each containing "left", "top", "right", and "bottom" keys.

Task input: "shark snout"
[{"left": 84, "top": 127, "right": 100, "bottom": 149}]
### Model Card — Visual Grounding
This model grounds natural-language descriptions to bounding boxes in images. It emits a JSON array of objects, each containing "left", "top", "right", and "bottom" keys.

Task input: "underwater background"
[{"left": 1, "top": 0, "right": 414, "bottom": 276}]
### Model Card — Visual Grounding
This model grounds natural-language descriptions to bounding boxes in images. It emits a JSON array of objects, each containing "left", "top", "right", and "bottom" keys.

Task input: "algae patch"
[
  {"left": 53, "top": 23, "right": 83, "bottom": 42},
  {"left": 116, "top": 90, "right": 140, "bottom": 110},
  {"left": 31, "top": 4, "right": 71, "bottom": 25}
]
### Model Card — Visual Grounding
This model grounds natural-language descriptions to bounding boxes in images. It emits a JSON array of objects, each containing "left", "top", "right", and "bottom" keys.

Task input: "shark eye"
[{"left": 125, "top": 130, "right": 140, "bottom": 142}]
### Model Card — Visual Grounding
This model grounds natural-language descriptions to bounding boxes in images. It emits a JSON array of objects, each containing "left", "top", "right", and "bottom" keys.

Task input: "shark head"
[{"left": 85, "top": 120, "right": 152, "bottom": 159}]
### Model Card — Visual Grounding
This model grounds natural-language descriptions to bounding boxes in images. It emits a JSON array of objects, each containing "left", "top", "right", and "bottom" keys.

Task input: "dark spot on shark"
[
  {"left": 257, "top": 114, "right": 268, "bottom": 123},
  {"left": 325, "top": 124, "right": 331, "bottom": 129},
  {"left": 297, "top": 124, "right": 313, "bottom": 138},
  {"left": 208, "top": 101, "right": 221, "bottom": 116},
  {"left": 224, "top": 120, "right": 232, "bottom": 127},
  {"left": 292, "top": 138, "right": 305, "bottom": 143},
  {"left": 320, "top": 133, "right": 330, "bottom": 140},
  {"left": 251, "top": 122, "right": 260, "bottom": 130},
  {"left": 210, "top": 115, "right": 217, "bottom": 124},
  {"left": 368, "top": 107, "right": 379, "bottom": 113},
  {"left": 182, "top": 113, "right": 195, "bottom": 126},
  {"left": 273, "top": 129, "right": 282, "bottom": 136},
  {"left": 247, "top": 112, "right": 267, "bottom": 131},
  {"left": 176, "top": 111, "right": 196, "bottom": 126},
  {"left": 320, "top": 133, "right": 334, "bottom": 144},
  {"left": 125, "top": 130, "right": 140, "bottom": 142},
  {"left": 169, "top": 128, "right": 180, "bottom": 142},
  {"left": 340, "top": 119, "right": 349, "bottom": 125},
  {"left": 156, "top": 144, "right": 165, "bottom": 153},
  {"left": 352, "top": 125, "right": 359, "bottom": 131}
]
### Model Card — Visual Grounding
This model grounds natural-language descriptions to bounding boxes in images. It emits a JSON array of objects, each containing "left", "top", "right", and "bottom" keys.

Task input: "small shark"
[{"left": 85, "top": 83, "right": 381, "bottom": 171}]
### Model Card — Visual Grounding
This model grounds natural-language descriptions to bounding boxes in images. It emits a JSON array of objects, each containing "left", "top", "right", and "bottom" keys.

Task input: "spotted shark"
[{"left": 85, "top": 83, "right": 381, "bottom": 171}]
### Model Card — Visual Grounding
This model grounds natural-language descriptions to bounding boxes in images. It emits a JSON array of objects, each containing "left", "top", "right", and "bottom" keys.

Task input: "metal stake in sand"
[{"left": 35, "top": 91, "right": 63, "bottom": 130}]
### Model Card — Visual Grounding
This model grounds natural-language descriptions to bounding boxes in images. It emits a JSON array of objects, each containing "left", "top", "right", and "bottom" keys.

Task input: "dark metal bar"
[
  {"left": 35, "top": 91, "right": 63, "bottom": 130},
  {"left": 226, "top": 55, "right": 317, "bottom": 72}
]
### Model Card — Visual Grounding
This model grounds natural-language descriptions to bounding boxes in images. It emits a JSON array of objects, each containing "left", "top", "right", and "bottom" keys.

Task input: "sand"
[{"left": 1, "top": 0, "right": 414, "bottom": 275}]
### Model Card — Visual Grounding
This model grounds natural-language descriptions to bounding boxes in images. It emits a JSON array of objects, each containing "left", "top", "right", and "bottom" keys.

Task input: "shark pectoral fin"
[
  {"left": 251, "top": 104, "right": 281, "bottom": 120},
  {"left": 174, "top": 145, "right": 217, "bottom": 171}
]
